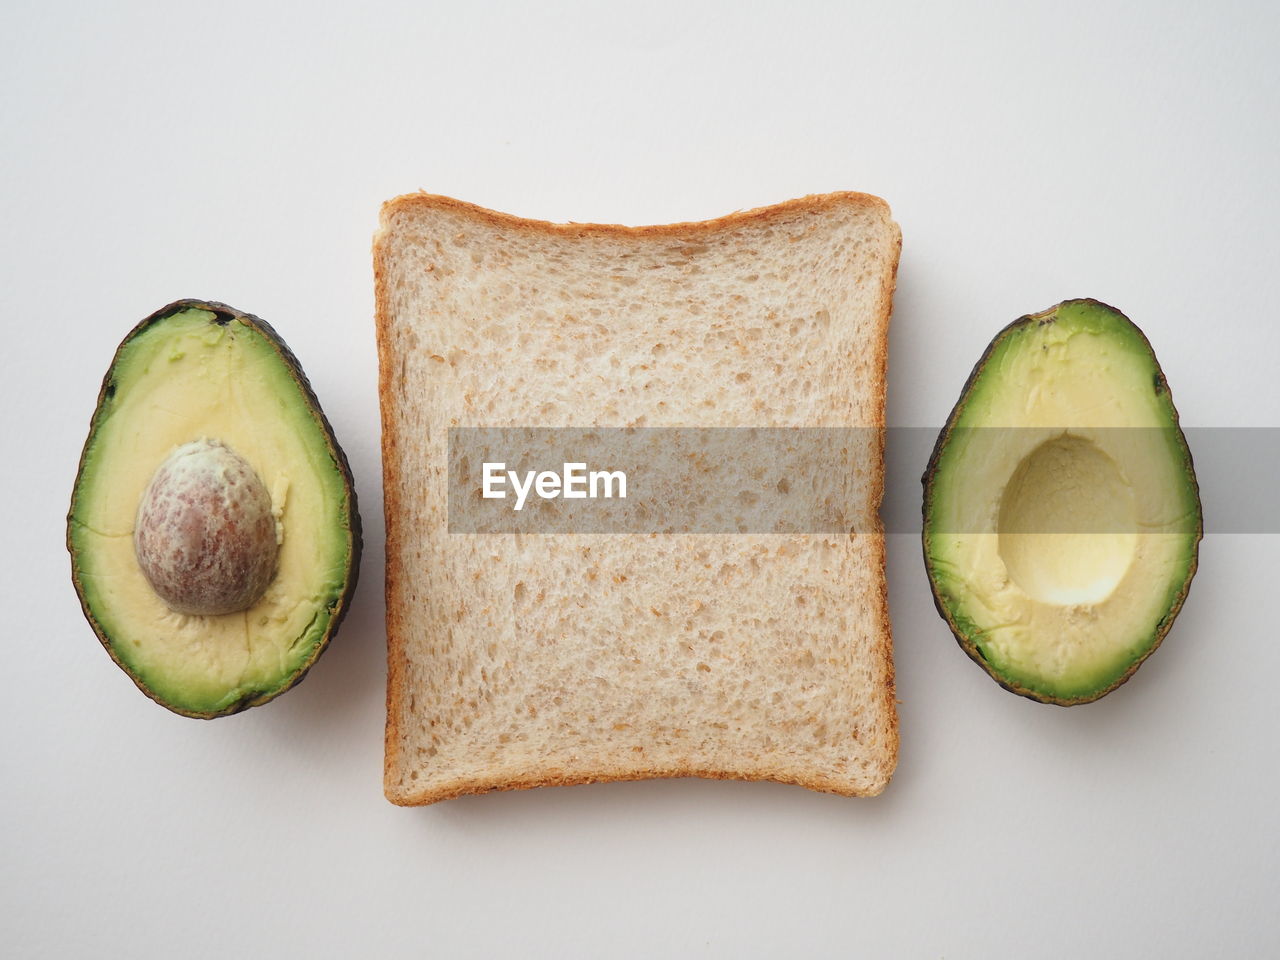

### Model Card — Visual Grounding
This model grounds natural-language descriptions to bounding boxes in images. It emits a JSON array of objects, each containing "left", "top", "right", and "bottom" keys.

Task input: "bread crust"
[
  {"left": 375, "top": 192, "right": 900, "bottom": 804},
  {"left": 377, "top": 190, "right": 893, "bottom": 241}
]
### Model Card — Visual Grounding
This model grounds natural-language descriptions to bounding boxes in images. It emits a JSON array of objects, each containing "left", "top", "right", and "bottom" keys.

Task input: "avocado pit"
[{"left": 134, "top": 438, "right": 279, "bottom": 616}]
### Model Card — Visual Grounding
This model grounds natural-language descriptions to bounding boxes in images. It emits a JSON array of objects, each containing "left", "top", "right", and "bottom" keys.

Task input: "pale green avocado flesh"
[
  {"left": 68, "top": 301, "right": 360, "bottom": 718},
  {"left": 922, "top": 299, "right": 1200, "bottom": 704}
]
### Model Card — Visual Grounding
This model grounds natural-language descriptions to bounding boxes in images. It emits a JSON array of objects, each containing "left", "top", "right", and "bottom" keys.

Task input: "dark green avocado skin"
[
  {"left": 68, "top": 300, "right": 363, "bottom": 719},
  {"left": 920, "top": 298, "right": 1202, "bottom": 706}
]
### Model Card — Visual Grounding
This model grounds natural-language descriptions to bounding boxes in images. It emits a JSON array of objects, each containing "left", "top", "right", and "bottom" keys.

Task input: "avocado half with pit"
[
  {"left": 922, "top": 299, "right": 1201, "bottom": 705},
  {"left": 68, "top": 300, "right": 361, "bottom": 718}
]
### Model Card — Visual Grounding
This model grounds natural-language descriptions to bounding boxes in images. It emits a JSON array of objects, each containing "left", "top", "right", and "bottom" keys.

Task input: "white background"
[{"left": 4, "top": 1, "right": 1278, "bottom": 956}]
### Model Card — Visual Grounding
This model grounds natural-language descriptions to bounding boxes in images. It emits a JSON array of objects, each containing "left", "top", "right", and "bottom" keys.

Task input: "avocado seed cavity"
[
  {"left": 134, "top": 439, "right": 279, "bottom": 616},
  {"left": 997, "top": 434, "right": 1137, "bottom": 606}
]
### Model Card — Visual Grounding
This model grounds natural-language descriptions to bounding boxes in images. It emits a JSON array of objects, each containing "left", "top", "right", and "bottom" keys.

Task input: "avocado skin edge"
[
  {"left": 67, "top": 299, "right": 364, "bottom": 719},
  {"left": 919, "top": 298, "right": 1203, "bottom": 706}
]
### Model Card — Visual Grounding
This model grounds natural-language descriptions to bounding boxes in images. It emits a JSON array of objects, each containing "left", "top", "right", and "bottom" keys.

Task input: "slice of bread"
[{"left": 375, "top": 192, "right": 901, "bottom": 804}]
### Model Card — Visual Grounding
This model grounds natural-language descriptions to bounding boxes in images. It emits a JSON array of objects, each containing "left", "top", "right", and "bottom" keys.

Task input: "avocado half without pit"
[
  {"left": 922, "top": 299, "right": 1201, "bottom": 705},
  {"left": 68, "top": 301, "right": 361, "bottom": 718}
]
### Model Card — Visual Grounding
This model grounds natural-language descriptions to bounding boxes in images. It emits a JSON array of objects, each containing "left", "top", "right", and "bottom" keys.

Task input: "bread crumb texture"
[{"left": 375, "top": 193, "right": 901, "bottom": 803}]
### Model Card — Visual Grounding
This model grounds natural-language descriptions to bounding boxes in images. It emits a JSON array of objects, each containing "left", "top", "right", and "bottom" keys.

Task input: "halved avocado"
[
  {"left": 68, "top": 300, "right": 361, "bottom": 718},
  {"left": 922, "top": 299, "right": 1201, "bottom": 705}
]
